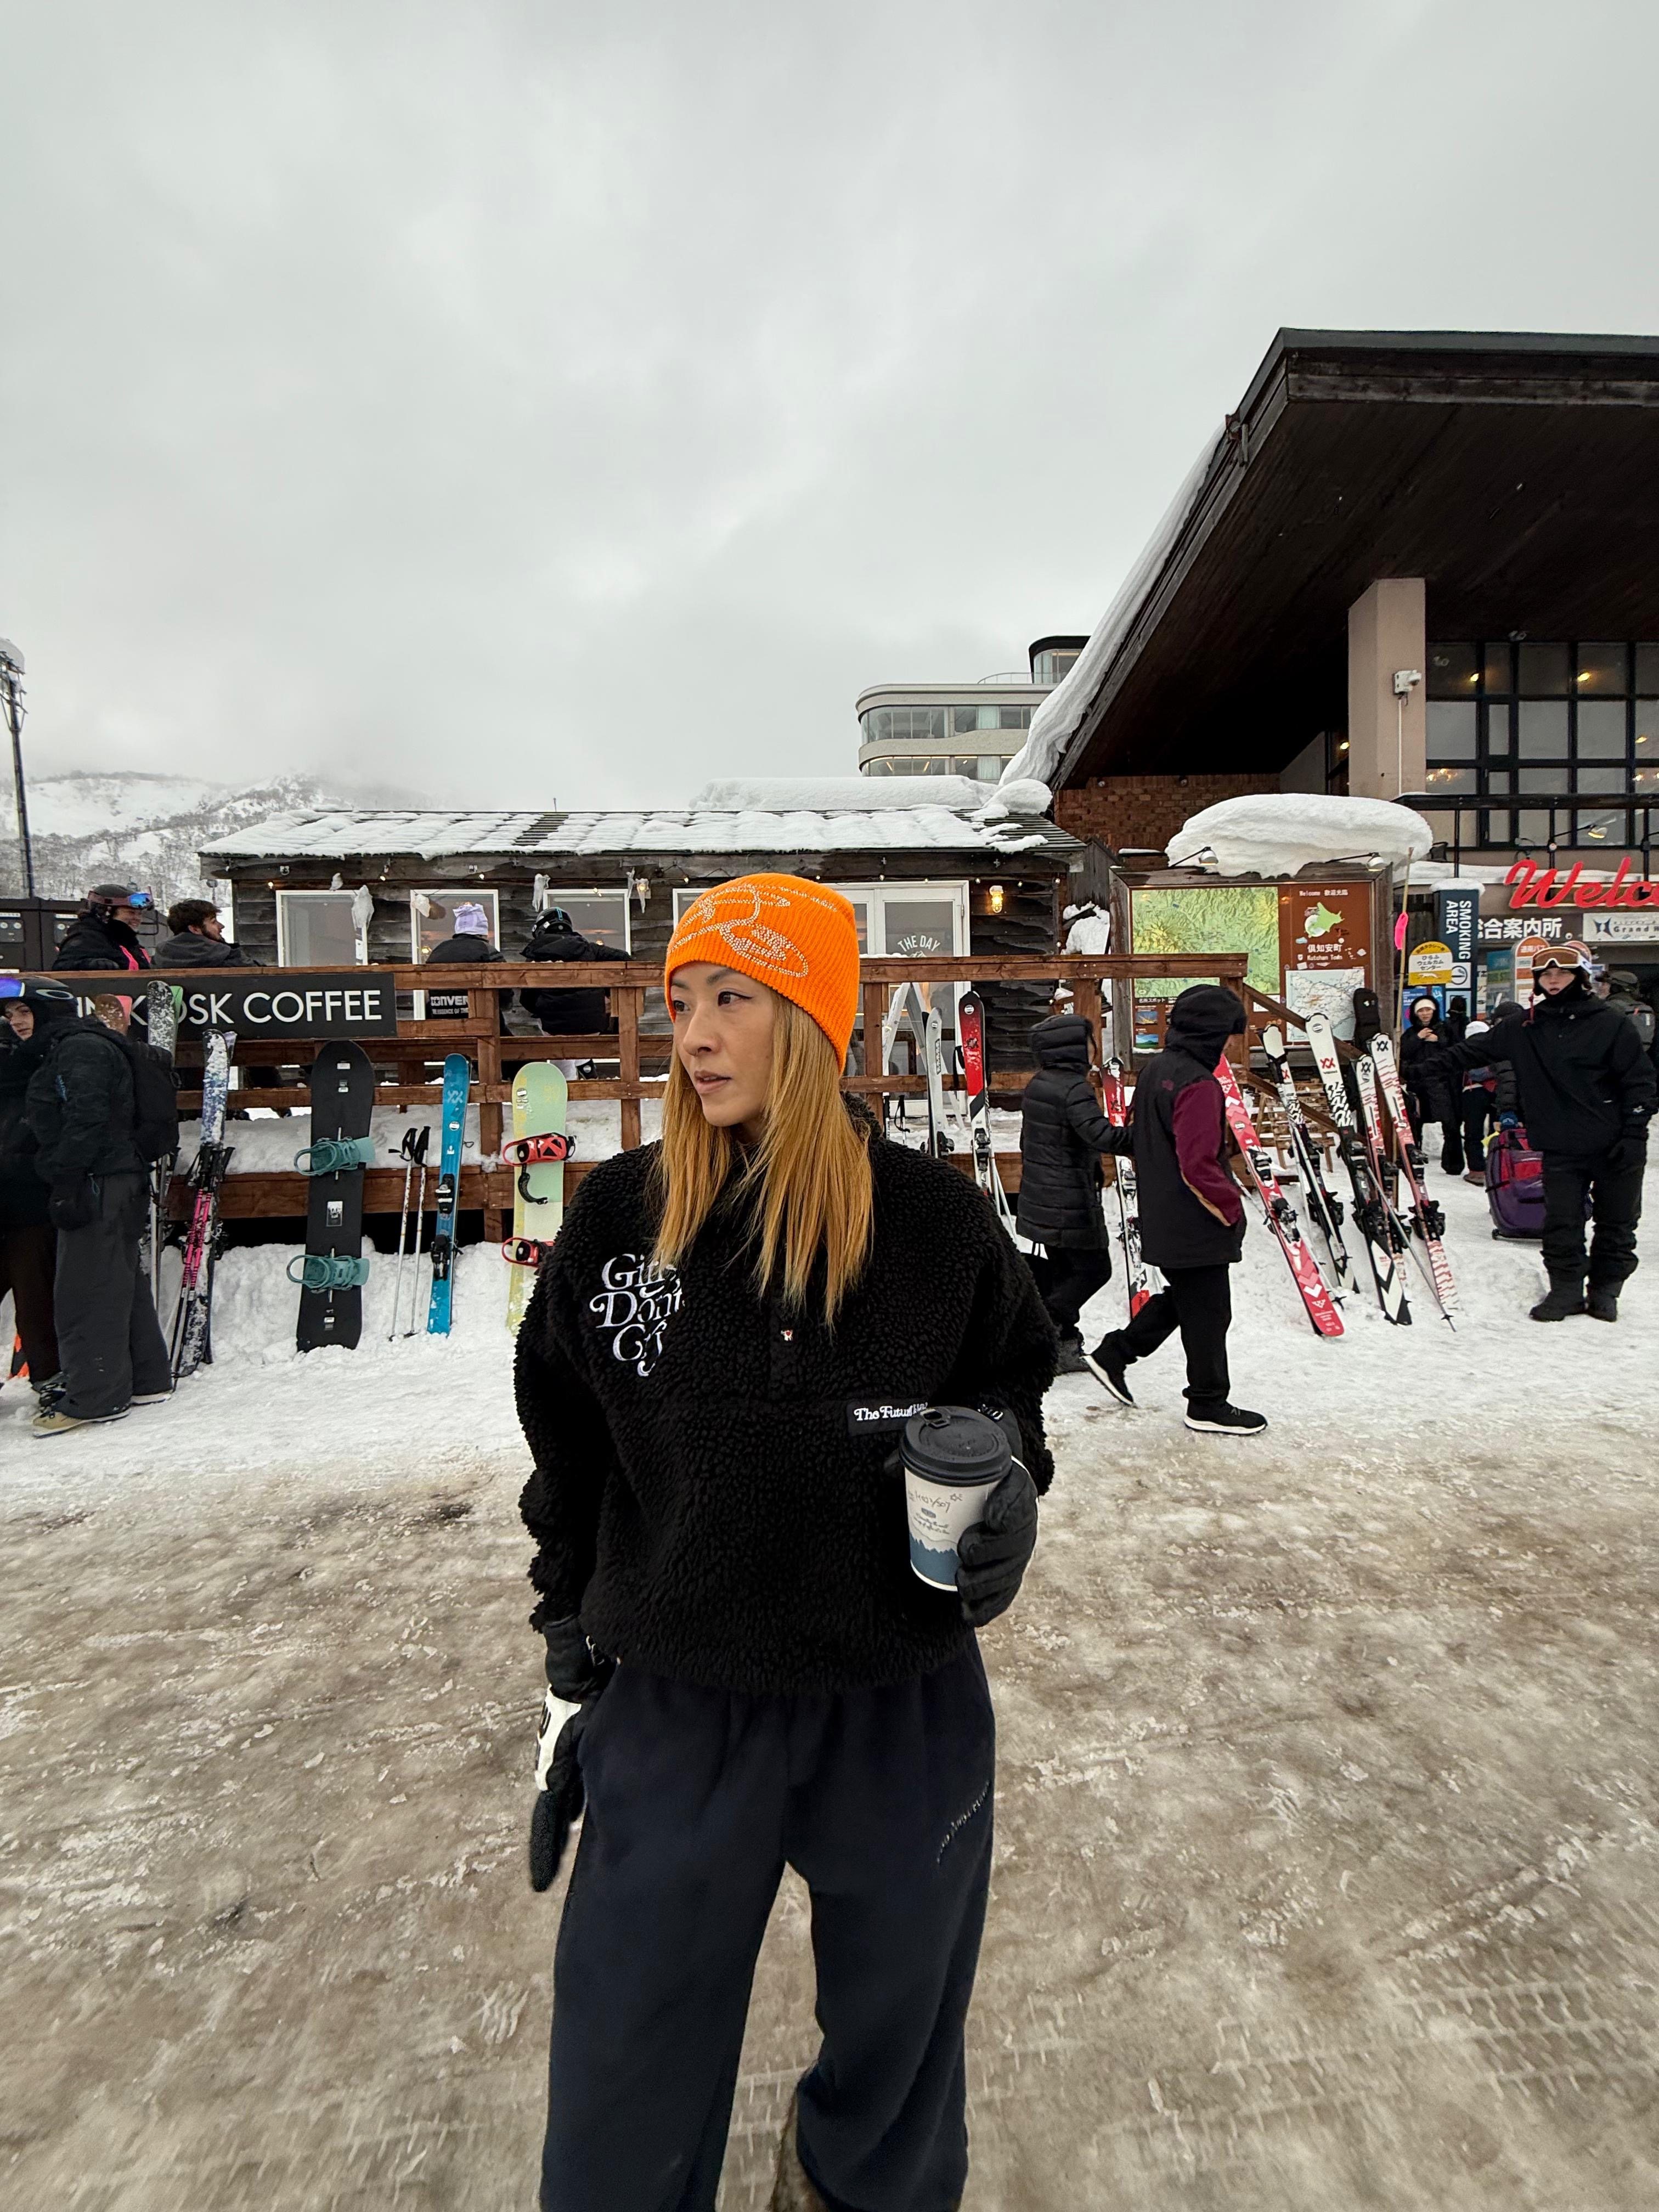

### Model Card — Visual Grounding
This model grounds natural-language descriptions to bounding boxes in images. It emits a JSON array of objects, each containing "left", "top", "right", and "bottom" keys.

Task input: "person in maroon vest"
[{"left": 1084, "top": 985, "right": 1266, "bottom": 1435}]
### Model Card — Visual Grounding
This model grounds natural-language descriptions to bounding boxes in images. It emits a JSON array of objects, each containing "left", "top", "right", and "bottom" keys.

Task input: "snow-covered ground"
[{"left": 2, "top": 1170, "right": 1655, "bottom": 2207}]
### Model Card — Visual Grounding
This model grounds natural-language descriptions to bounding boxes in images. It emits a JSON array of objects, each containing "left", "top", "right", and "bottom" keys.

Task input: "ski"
[
  {"left": 1354, "top": 1052, "right": 1446, "bottom": 1318},
  {"left": 1304, "top": 1014, "right": 1411, "bottom": 1325},
  {"left": 957, "top": 991, "right": 1016, "bottom": 1234},
  {"left": 426, "top": 1053, "right": 470, "bottom": 1335},
  {"left": 1101, "top": 1057, "right": 1156, "bottom": 1317},
  {"left": 1368, "top": 1037, "right": 1459, "bottom": 1323},
  {"left": 144, "top": 981, "right": 182, "bottom": 1309},
  {"left": 1259, "top": 1024, "right": 1353, "bottom": 1297},
  {"left": 506, "top": 1062, "right": 569, "bottom": 1333},
  {"left": 1213, "top": 1052, "right": 1344, "bottom": 1337},
  {"left": 170, "top": 1030, "right": 235, "bottom": 1381},
  {"left": 880, "top": 983, "right": 953, "bottom": 1157},
  {"left": 295, "top": 1043, "right": 377, "bottom": 1351}
]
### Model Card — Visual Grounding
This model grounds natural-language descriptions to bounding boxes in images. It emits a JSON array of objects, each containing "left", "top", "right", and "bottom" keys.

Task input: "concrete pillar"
[{"left": 1346, "top": 579, "right": 1426, "bottom": 801}]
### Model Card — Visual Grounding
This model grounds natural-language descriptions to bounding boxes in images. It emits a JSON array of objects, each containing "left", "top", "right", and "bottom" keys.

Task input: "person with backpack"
[
  {"left": 1419, "top": 941, "right": 1656, "bottom": 1322},
  {"left": 1015, "top": 1013, "right": 1124, "bottom": 1370},
  {"left": 515, "top": 873, "right": 1054, "bottom": 2212},
  {"left": 1082, "top": 985, "right": 1266, "bottom": 1435},
  {"left": 24, "top": 993, "right": 179, "bottom": 1434}
]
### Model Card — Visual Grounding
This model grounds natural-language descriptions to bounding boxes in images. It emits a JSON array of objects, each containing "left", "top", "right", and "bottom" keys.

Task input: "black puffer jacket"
[
  {"left": 154, "top": 929, "right": 256, "bottom": 968},
  {"left": 53, "top": 911, "right": 151, "bottom": 974},
  {"left": 424, "top": 933, "right": 512, "bottom": 1029},
  {"left": 1016, "top": 1015, "right": 1126, "bottom": 1250},
  {"left": 516, "top": 1114, "right": 1058, "bottom": 1696},
  {"left": 25, "top": 1019, "right": 145, "bottom": 1181},
  {"left": 0, "top": 995, "right": 80, "bottom": 1224},
  {"left": 1425, "top": 973, "right": 1657, "bottom": 1158},
  {"left": 1400, "top": 1019, "right": 1457, "bottom": 1123},
  {"left": 519, "top": 917, "right": 615, "bottom": 1036}
]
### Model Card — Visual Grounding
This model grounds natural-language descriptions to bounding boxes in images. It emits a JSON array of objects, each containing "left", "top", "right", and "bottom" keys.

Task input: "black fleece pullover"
[{"left": 515, "top": 1120, "right": 1058, "bottom": 1696}]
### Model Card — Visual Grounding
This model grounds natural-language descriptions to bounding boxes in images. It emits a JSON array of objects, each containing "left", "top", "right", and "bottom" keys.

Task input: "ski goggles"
[{"left": 0, "top": 975, "right": 20, "bottom": 999}]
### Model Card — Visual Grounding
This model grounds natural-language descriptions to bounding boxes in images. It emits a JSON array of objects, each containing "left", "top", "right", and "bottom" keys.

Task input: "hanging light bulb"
[{"left": 987, "top": 883, "right": 1005, "bottom": 915}]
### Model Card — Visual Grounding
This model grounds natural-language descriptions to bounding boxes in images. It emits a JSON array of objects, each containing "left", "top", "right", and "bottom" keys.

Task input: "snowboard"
[
  {"left": 295, "top": 1042, "right": 377, "bottom": 1352},
  {"left": 426, "top": 1053, "right": 471, "bottom": 1335},
  {"left": 170, "top": 1030, "right": 235, "bottom": 1381},
  {"left": 505, "top": 1063, "right": 569, "bottom": 1333}
]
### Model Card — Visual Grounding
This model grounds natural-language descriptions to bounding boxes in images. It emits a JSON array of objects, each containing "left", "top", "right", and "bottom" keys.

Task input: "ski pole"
[
  {"left": 388, "top": 1132, "right": 417, "bottom": 1340},
  {"left": 404, "top": 1126, "right": 431, "bottom": 1338}
]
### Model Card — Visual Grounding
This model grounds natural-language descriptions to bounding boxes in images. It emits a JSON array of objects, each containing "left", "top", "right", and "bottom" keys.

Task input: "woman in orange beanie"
[{"left": 516, "top": 871, "right": 1058, "bottom": 2212}]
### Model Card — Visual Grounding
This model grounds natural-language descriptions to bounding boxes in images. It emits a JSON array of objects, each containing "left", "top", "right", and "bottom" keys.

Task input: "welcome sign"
[{"left": 176, "top": 975, "right": 399, "bottom": 1039}]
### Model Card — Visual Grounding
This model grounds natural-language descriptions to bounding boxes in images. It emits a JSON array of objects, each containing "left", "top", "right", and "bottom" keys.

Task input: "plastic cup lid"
[{"left": 902, "top": 1406, "right": 1010, "bottom": 1485}]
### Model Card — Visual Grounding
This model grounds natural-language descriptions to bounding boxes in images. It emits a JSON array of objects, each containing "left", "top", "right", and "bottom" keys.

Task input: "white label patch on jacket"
[
  {"left": 844, "top": 1396, "right": 930, "bottom": 1436},
  {"left": 589, "top": 1251, "right": 682, "bottom": 1376}
]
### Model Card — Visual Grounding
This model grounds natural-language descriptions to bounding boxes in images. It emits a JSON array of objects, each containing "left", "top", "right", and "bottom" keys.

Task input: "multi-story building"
[{"left": 855, "top": 635, "right": 1087, "bottom": 782}]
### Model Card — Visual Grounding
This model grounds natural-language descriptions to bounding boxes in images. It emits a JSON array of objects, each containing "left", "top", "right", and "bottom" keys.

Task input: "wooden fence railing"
[{"left": 40, "top": 953, "right": 1250, "bottom": 1240}]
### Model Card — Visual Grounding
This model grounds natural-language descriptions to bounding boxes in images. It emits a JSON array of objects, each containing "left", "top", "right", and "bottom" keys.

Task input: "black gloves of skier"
[
  {"left": 1609, "top": 1118, "right": 1651, "bottom": 1175},
  {"left": 529, "top": 1618, "right": 614, "bottom": 1893},
  {"left": 956, "top": 1457, "right": 1040, "bottom": 1628}
]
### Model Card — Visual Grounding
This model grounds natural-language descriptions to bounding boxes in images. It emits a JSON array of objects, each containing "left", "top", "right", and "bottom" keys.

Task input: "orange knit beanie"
[{"left": 664, "top": 874, "right": 861, "bottom": 1060}]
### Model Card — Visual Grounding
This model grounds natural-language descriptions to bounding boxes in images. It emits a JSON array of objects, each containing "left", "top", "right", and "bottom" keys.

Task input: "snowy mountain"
[{"left": 11, "top": 770, "right": 417, "bottom": 909}]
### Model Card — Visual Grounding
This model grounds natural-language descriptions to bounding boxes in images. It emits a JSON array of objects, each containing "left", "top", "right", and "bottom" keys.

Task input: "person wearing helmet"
[
  {"left": 1418, "top": 941, "right": 1656, "bottom": 1321},
  {"left": 519, "top": 907, "right": 620, "bottom": 1045},
  {"left": 52, "top": 885, "right": 155, "bottom": 974}
]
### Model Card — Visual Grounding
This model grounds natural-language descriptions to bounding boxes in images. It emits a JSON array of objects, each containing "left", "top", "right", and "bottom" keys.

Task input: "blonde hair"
[{"left": 653, "top": 995, "right": 873, "bottom": 1321}]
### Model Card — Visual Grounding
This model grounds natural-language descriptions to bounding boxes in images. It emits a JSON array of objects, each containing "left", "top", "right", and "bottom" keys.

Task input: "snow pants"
[
  {"left": 1115, "top": 1260, "right": 1231, "bottom": 1412},
  {"left": 540, "top": 1646, "right": 996, "bottom": 2212},
  {"left": 54, "top": 1171, "right": 170, "bottom": 1418},
  {"left": 1542, "top": 1151, "right": 1644, "bottom": 1288},
  {"left": 1, "top": 1220, "right": 60, "bottom": 1383},
  {"left": 1038, "top": 1246, "right": 1112, "bottom": 1333}
]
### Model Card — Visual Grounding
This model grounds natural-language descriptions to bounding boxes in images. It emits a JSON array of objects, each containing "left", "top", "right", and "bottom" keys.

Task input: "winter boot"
[
  {"left": 1184, "top": 1402, "right": 1268, "bottom": 1436},
  {"left": 770, "top": 2095, "right": 830, "bottom": 2212},
  {"left": 1529, "top": 1275, "right": 1587, "bottom": 1322},
  {"left": 32, "top": 1406, "right": 131, "bottom": 1438},
  {"left": 1586, "top": 1283, "right": 1620, "bottom": 1323},
  {"left": 1054, "top": 1329, "right": 1089, "bottom": 1375},
  {"left": 1084, "top": 1333, "right": 1135, "bottom": 1406}
]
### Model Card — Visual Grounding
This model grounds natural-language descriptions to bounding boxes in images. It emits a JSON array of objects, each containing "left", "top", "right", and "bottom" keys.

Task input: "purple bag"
[{"left": 1486, "top": 1124, "right": 1546, "bottom": 1240}]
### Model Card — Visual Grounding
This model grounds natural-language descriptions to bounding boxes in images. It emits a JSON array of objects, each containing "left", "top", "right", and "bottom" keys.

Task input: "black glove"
[
  {"left": 541, "top": 1614, "right": 612, "bottom": 1703},
  {"left": 955, "top": 1459, "right": 1039, "bottom": 1628},
  {"left": 1608, "top": 1125, "right": 1650, "bottom": 1175},
  {"left": 49, "top": 1176, "right": 97, "bottom": 1230}
]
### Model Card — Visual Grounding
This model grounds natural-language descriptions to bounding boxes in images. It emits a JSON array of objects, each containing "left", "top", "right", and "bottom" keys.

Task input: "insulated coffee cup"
[{"left": 901, "top": 1406, "right": 1011, "bottom": 1589}]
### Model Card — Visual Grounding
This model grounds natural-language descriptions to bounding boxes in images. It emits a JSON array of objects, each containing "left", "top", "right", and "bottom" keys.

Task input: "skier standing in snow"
[
  {"left": 1082, "top": 985, "right": 1266, "bottom": 1435},
  {"left": 0, "top": 983, "right": 75, "bottom": 1401},
  {"left": 514, "top": 873, "right": 1055, "bottom": 2212},
  {"left": 1016, "top": 1013, "right": 1123, "bottom": 1371},
  {"left": 24, "top": 996, "right": 173, "bottom": 1433},
  {"left": 1420, "top": 941, "right": 1656, "bottom": 1322}
]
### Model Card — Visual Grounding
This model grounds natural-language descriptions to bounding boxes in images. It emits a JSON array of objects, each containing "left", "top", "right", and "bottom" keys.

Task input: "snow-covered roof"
[
  {"left": 201, "top": 802, "right": 1073, "bottom": 864},
  {"left": 1165, "top": 793, "right": 1434, "bottom": 876}
]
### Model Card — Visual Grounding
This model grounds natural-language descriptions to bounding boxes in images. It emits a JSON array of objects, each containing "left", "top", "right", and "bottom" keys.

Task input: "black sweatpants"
[
  {"left": 1460, "top": 1092, "right": 1491, "bottom": 1175},
  {"left": 1038, "top": 1246, "right": 1112, "bottom": 1333},
  {"left": 54, "top": 1171, "right": 171, "bottom": 1418},
  {"left": 1, "top": 1220, "right": 60, "bottom": 1381},
  {"left": 1114, "top": 1260, "right": 1231, "bottom": 1411},
  {"left": 1542, "top": 1152, "right": 1644, "bottom": 1288},
  {"left": 541, "top": 1646, "right": 996, "bottom": 2212}
]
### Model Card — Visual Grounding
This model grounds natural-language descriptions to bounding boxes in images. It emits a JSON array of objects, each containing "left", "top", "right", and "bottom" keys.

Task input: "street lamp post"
[{"left": 0, "top": 637, "right": 33, "bottom": 897}]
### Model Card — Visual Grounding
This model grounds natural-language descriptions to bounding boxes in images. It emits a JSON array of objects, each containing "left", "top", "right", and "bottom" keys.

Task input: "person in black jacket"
[
  {"left": 0, "top": 983, "right": 77, "bottom": 1396},
  {"left": 1400, "top": 996, "right": 1465, "bottom": 1173},
  {"left": 1017, "top": 1014, "right": 1120, "bottom": 1370},
  {"left": 155, "top": 898, "right": 257, "bottom": 967},
  {"left": 518, "top": 907, "right": 616, "bottom": 1045},
  {"left": 423, "top": 901, "right": 514, "bottom": 1033},
  {"left": 515, "top": 873, "right": 1054, "bottom": 2212},
  {"left": 52, "top": 884, "right": 155, "bottom": 975},
  {"left": 1421, "top": 941, "right": 1657, "bottom": 1321},
  {"left": 1084, "top": 985, "right": 1265, "bottom": 1435},
  {"left": 24, "top": 1009, "right": 172, "bottom": 1433}
]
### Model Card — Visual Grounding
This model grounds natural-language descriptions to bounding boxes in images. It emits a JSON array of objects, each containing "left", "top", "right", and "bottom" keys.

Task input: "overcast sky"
[{"left": 4, "top": 0, "right": 1658, "bottom": 811}]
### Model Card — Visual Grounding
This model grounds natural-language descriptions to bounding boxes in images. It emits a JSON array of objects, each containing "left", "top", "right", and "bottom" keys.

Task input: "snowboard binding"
[
  {"left": 287, "top": 1252, "right": 371, "bottom": 1292},
  {"left": 500, "top": 1131, "right": 575, "bottom": 1167},
  {"left": 295, "top": 1135, "right": 378, "bottom": 1175},
  {"left": 502, "top": 1235, "right": 555, "bottom": 1269}
]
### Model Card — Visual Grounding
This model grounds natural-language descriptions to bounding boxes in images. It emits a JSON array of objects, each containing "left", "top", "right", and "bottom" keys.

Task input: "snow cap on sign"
[{"left": 1165, "top": 793, "right": 1434, "bottom": 877}]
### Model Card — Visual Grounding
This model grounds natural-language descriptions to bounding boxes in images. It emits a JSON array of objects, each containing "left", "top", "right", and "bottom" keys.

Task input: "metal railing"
[{"left": 1402, "top": 788, "right": 1659, "bottom": 872}]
